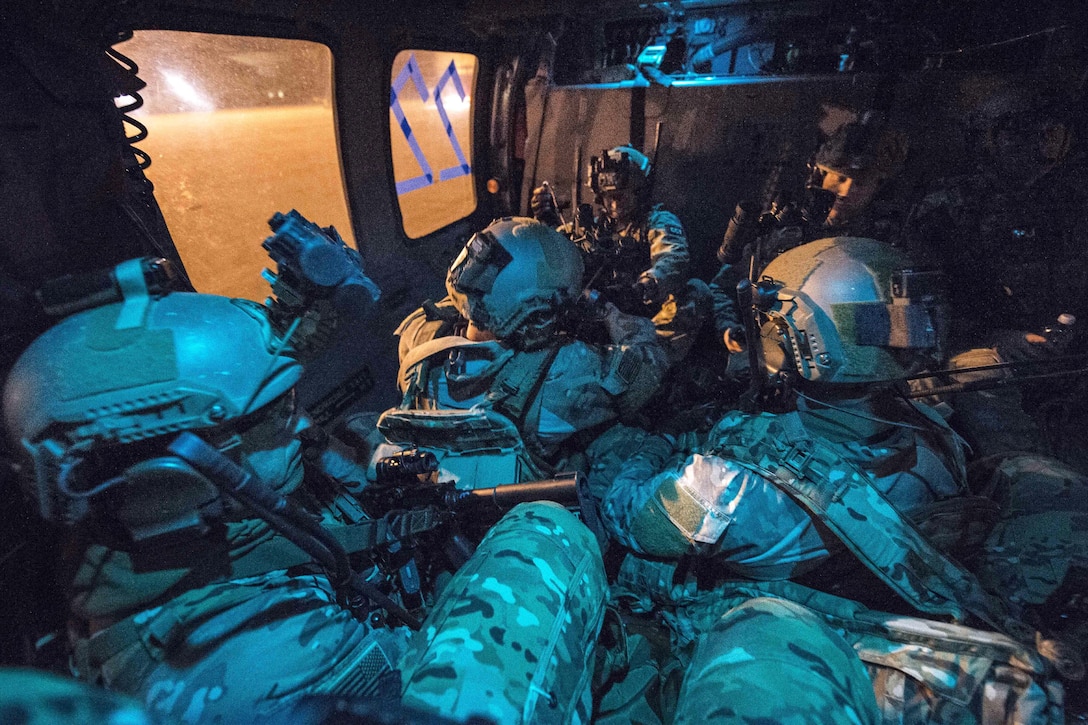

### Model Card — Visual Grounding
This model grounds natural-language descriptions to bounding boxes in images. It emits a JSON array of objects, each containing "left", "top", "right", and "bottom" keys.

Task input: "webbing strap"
[
  {"left": 486, "top": 345, "right": 561, "bottom": 474},
  {"left": 397, "top": 334, "right": 478, "bottom": 394},
  {"left": 77, "top": 509, "right": 446, "bottom": 670},
  {"left": 713, "top": 414, "right": 1028, "bottom": 640}
]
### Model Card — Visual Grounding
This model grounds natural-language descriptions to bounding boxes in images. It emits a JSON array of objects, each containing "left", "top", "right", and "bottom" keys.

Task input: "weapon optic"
[{"left": 362, "top": 448, "right": 581, "bottom": 518}]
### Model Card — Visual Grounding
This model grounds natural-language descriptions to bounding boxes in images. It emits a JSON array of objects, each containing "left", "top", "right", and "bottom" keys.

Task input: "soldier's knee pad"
[{"left": 401, "top": 502, "right": 608, "bottom": 724}]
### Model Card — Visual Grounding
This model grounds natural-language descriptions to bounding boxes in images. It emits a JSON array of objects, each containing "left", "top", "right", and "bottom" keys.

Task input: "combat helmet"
[
  {"left": 3, "top": 258, "right": 302, "bottom": 526},
  {"left": 588, "top": 145, "right": 652, "bottom": 199},
  {"left": 446, "top": 217, "right": 584, "bottom": 350},
  {"left": 812, "top": 110, "right": 909, "bottom": 181},
  {"left": 971, "top": 84, "right": 1073, "bottom": 174},
  {"left": 757, "top": 237, "right": 947, "bottom": 386},
  {"left": 806, "top": 111, "right": 909, "bottom": 225}
]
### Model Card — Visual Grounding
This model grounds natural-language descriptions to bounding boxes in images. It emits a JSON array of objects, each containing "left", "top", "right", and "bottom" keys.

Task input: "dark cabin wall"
[{"left": 523, "top": 68, "right": 1084, "bottom": 276}]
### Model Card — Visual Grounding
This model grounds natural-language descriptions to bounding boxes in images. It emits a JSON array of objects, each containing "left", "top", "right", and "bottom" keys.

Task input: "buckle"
[{"left": 780, "top": 442, "right": 815, "bottom": 478}]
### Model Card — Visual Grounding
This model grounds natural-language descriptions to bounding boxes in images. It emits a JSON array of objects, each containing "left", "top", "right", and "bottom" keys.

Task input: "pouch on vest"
[{"left": 375, "top": 406, "right": 550, "bottom": 489}]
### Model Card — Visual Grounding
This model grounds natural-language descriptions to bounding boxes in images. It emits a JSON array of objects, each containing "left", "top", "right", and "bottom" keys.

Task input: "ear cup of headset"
[{"left": 114, "top": 457, "right": 225, "bottom": 543}]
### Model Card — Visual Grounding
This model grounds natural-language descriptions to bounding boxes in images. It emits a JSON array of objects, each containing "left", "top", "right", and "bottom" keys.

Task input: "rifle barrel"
[{"left": 455, "top": 473, "right": 582, "bottom": 512}]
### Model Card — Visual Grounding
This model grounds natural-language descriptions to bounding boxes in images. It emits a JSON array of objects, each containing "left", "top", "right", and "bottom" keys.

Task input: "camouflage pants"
[
  {"left": 400, "top": 502, "right": 608, "bottom": 725},
  {"left": 673, "top": 597, "right": 880, "bottom": 725},
  {"left": 667, "top": 579, "right": 1063, "bottom": 725}
]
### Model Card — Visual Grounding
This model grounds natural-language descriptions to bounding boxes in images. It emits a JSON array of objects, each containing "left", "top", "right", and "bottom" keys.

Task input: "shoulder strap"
[
  {"left": 485, "top": 346, "right": 560, "bottom": 424},
  {"left": 486, "top": 345, "right": 562, "bottom": 472},
  {"left": 710, "top": 413, "right": 1029, "bottom": 641},
  {"left": 397, "top": 334, "right": 477, "bottom": 394}
]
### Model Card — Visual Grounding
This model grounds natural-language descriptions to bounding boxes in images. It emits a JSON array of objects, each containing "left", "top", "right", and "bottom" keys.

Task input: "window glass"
[
  {"left": 118, "top": 31, "right": 351, "bottom": 300},
  {"left": 390, "top": 50, "right": 478, "bottom": 239}
]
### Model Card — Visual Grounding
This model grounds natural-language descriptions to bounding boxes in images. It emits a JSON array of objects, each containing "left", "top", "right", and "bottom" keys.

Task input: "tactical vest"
[
  {"left": 380, "top": 334, "right": 560, "bottom": 487},
  {"left": 701, "top": 409, "right": 1023, "bottom": 636}
]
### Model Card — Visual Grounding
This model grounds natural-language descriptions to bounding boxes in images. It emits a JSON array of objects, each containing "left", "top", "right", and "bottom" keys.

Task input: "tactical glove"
[
  {"left": 633, "top": 272, "right": 662, "bottom": 305},
  {"left": 530, "top": 185, "right": 562, "bottom": 227}
]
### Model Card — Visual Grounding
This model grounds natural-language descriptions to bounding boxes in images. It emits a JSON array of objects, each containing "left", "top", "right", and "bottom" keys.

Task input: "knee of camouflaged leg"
[
  {"left": 673, "top": 597, "right": 880, "bottom": 725},
  {"left": 400, "top": 502, "right": 608, "bottom": 724}
]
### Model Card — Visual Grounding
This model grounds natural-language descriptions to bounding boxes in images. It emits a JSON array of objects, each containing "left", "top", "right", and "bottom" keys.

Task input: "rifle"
[
  {"left": 168, "top": 433, "right": 584, "bottom": 630},
  {"left": 362, "top": 449, "right": 581, "bottom": 518},
  {"left": 362, "top": 452, "right": 585, "bottom": 611}
]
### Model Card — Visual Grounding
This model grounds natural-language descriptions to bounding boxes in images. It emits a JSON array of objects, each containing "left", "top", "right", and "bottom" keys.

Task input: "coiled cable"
[{"left": 106, "top": 30, "right": 151, "bottom": 170}]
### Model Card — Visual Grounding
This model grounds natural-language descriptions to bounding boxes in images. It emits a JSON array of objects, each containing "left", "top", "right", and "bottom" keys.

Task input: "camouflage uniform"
[
  {"left": 590, "top": 402, "right": 968, "bottom": 581},
  {"left": 72, "top": 500, "right": 608, "bottom": 724},
  {"left": 401, "top": 502, "right": 608, "bottom": 725},
  {"left": 66, "top": 415, "right": 412, "bottom": 723},
  {"left": 613, "top": 559, "right": 1062, "bottom": 724},
  {"left": 672, "top": 597, "right": 880, "bottom": 725},
  {"left": 563, "top": 205, "right": 709, "bottom": 363},
  {"left": 594, "top": 400, "right": 1088, "bottom": 607},
  {"left": 6, "top": 272, "right": 607, "bottom": 724},
  {"left": 588, "top": 394, "right": 1087, "bottom": 720},
  {"left": 614, "top": 206, "right": 711, "bottom": 366},
  {"left": 393, "top": 295, "right": 670, "bottom": 465},
  {"left": 594, "top": 204, "right": 691, "bottom": 300}
]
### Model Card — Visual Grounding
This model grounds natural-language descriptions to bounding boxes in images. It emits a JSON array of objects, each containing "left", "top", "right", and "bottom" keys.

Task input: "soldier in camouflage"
[
  {"left": 532, "top": 145, "right": 710, "bottom": 365},
  {"left": 589, "top": 237, "right": 1087, "bottom": 721},
  {"left": 2, "top": 259, "right": 608, "bottom": 724},
  {"left": 712, "top": 107, "right": 911, "bottom": 357},
  {"left": 902, "top": 84, "right": 1088, "bottom": 348},
  {"left": 387, "top": 216, "right": 671, "bottom": 478}
]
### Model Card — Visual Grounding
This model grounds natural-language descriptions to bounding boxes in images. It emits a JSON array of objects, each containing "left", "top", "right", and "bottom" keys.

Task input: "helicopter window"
[
  {"left": 116, "top": 31, "right": 351, "bottom": 301},
  {"left": 390, "top": 50, "right": 478, "bottom": 239}
]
